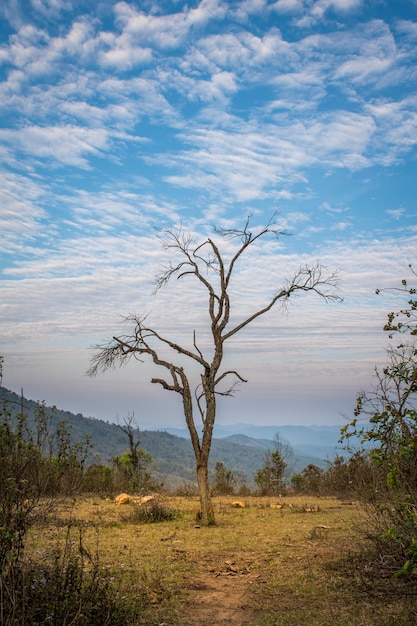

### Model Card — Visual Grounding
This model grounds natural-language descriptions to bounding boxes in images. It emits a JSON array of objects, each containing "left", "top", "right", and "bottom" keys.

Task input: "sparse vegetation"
[
  {"left": 254, "top": 434, "right": 289, "bottom": 495},
  {"left": 1, "top": 525, "right": 143, "bottom": 625},
  {"left": 339, "top": 267, "right": 417, "bottom": 580},
  {"left": 212, "top": 461, "right": 236, "bottom": 495},
  {"left": 122, "top": 498, "right": 180, "bottom": 524},
  {"left": 16, "top": 496, "right": 417, "bottom": 625},
  {"left": 1, "top": 386, "right": 417, "bottom": 623}
]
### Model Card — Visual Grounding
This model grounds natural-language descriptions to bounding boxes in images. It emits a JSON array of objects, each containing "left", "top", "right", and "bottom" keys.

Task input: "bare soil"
[{"left": 181, "top": 553, "right": 258, "bottom": 626}]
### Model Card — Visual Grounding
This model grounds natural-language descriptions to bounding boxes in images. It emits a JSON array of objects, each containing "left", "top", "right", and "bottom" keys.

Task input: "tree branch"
[{"left": 223, "top": 263, "right": 341, "bottom": 342}]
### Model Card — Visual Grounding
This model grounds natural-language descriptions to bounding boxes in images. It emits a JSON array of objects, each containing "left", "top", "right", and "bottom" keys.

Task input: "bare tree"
[
  {"left": 115, "top": 413, "right": 152, "bottom": 491},
  {"left": 116, "top": 413, "right": 142, "bottom": 479},
  {"left": 88, "top": 215, "right": 340, "bottom": 525}
]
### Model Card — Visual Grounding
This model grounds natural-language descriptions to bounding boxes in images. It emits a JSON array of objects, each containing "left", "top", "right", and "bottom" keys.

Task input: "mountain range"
[{"left": 0, "top": 386, "right": 348, "bottom": 487}]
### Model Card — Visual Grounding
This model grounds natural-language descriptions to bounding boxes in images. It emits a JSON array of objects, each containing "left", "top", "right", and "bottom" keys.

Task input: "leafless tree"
[
  {"left": 116, "top": 413, "right": 144, "bottom": 490},
  {"left": 88, "top": 215, "right": 341, "bottom": 525}
]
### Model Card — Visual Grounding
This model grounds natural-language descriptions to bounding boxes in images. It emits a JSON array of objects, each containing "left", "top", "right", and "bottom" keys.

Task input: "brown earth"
[{"left": 181, "top": 553, "right": 258, "bottom": 626}]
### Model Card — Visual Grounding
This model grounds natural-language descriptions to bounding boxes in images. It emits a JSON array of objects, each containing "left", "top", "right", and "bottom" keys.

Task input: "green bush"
[
  {"left": 0, "top": 527, "right": 142, "bottom": 625},
  {"left": 340, "top": 268, "right": 417, "bottom": 578}
]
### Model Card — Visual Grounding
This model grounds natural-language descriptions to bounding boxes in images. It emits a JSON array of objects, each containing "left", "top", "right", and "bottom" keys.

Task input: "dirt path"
[{"left": 180, "top": 554, "right": 259, "bottom": 626}]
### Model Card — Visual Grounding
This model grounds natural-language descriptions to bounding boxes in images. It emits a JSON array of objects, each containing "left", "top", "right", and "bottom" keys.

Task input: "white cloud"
[
  {"left": 30, "top": 0, "right": 72, "bottom": 18},
  {"left": 273, "top": 0, "right": 304, "bottom": 14},
  {"left": 387, "top": 208, "right": 405, "bottom": 220},
  {"left": 98, "top": 42, "right": 152, "bottom": 70},
  {"left": 0, "top": 172, "right": 48, "bottom": 250},
  {"left": 161, "top": 125, "right": 311, "bottom": 201},
  {"left": 156, "top": 109, "right": 377, "bottom": 202},
  {"left": 2, "top": 19, "right": 98, "bottom": 76},
  {"left": 312, "top": 0, "right": 362, "bottom": 17},
  {"left": 0, "top": 125, "right": 109, "bottom": 168},
  {"left": 295, "top": 0, "right": 362, "bottom": 26},
  {"left": 113, "top": 0, "right": 226, "bottom": 48},
  {"left": 365, "top": 96, "right": 417, "bottom": 159},
  {"left": 95, "top": 0, "right": 227, "bottom": 69}
]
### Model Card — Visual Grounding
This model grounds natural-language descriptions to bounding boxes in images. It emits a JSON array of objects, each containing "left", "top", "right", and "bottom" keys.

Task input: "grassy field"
[{"left": 26, "top": 495, "right": 417, "bottom": 625}]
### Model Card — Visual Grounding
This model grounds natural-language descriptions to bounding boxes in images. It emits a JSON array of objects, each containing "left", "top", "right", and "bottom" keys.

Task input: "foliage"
[
  {"left": 0, "top": 414, "right": 41, "bottom": 573},
  {"left": 0, "top": 396, "right": 90, "bottom": 579},
  {"left": 111, "top": 414, "right": 155, "bottom": 493},
  {"left": 376, "top": 265, "right": 417, "bottom": 337},
  {"left": 341, "top": 266, "right": 417, "bottom": 577},
  {"left": 254, "top": 448, "right": 287, "bottom": 495},
  {"left": 211, "top": 461, "right": 236, "bottom": 495},
  {"left": 254, "top": 434, "right": 295, "bottom": 495},
  {"left": 122, "top": 500, "right": 180, "bottom": 524},
  {"left": 111, "top": 450, "right": 154, "bottom": 492},
  {"left": 0, "top": 526, "right": 142, "bottom": 625},
  {"left": 291, "top": 464, "right": 324, "bottom": 494},
  {"left": 83, "top": 463, "right": 115, "bottom": 495}
]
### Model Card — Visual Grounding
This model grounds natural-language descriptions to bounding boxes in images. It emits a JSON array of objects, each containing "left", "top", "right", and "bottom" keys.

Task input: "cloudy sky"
[{"left": 1, "top": 0, "right": 416, "bottom": 431}]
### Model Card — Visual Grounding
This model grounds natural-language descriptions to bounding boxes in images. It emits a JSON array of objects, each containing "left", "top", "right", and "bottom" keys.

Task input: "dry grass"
[{"left": 26, "top": 495, "right": 417, "bottom": 625}]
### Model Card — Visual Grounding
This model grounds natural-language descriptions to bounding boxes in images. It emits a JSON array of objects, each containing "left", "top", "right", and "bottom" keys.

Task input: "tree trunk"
[{"left": 196, "top": 461, "right": 215, "bottom": 525}]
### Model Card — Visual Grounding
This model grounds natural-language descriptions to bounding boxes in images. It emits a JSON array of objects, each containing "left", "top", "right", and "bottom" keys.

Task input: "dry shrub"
[
  {"left": 0, "top": 526, "right": 142, "bottom": 625},
  {"left": 122, "top": 499, "right": 180, "bottom": 524}
]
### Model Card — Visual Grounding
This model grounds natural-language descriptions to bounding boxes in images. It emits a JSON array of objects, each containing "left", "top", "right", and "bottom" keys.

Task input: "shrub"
[
  {"left": 0, "top": 526, "right": 142, "bottom": 625},
  {"left": 0, "top": 399, "right": 89, "bottom": 584},
  {"left": 340, "top": 268, "right": 417, "bottom": 578},
  {"left": 122, "top": 500, "right": 180, "bottom": 524}
]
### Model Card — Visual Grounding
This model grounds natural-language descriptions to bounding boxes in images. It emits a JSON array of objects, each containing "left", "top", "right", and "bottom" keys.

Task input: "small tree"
[
  {"left": 83, "top": 463, "right": 114, "bottom": 495},
  {"left": 88, "top": 215, "right": 340, "bottom": 524},
  {"left": 0, "top": 396, "right": 90, "bottom": 576},
  {"left": 114, "top": 414, "right": 153, "bottom": 492},
  {"left": 212, "top": 461, "right": 235, "bottom": 495},
  {"left": 341, "top": 266, "right": 417, "bottom": 575},
  {"left": 254, "top": 448, "right": 287, "bottom": 495},
  {"left": 291, "top": 463, "right": 324, "bottom": 494}
]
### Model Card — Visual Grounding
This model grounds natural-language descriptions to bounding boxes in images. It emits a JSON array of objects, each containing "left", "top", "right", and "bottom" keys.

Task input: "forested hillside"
[{"left": 0, "top": 386, "right": 328, "bottom": 486}]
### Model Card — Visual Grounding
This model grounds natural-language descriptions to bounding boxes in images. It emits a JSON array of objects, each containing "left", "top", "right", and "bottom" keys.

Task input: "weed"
[
  {"left": 122, "top": 499, "right": 180, "bottom": 524},
  {"left": 0, "top": 526, "right": 143, "bottom": 625}
]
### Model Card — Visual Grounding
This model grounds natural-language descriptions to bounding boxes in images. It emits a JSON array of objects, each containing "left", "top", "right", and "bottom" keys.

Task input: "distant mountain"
[
  {"left": 0, "top": 386, "right": 344, "bottom": 487},
  {"left": 222, "top": 434, "right": 272, "bottom": 449},
  {"left": 161, "top": 423, "right": 346, "bottom": 462}
]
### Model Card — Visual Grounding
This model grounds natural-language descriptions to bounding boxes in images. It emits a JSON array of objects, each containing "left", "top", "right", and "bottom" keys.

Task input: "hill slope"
[{"left": 0, "top": 386, "right": 336, "bottom": 486}]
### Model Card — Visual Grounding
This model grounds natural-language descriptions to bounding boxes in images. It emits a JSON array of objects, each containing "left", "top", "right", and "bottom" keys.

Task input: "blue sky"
[{"left": 1, "top": 0, "right": 416, "bottom": 430}]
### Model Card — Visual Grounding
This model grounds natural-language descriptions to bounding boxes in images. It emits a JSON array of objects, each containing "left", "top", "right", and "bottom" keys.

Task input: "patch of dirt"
[{"left": 181, "top": 555, "right": 259, "bottom": 626}]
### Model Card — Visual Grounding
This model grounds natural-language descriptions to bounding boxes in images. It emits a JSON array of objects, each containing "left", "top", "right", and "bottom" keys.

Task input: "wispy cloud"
[
  {"left": 386, "top": 207, "right": 405, "bottom": 220},
  {"left": 1, "top": 0, "right": 416, "bottom": 424},
  {"left": 0, "top": 172, "right": 49, "bottom": 251}
]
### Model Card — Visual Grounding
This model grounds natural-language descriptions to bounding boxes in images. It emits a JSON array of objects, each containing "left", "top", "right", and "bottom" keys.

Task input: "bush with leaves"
[
  {"left": 341, "top": 266, "right": 417, "bottom": 577},
  {"left": 212, "top": 461, "right": 236, "bottom": 495},
  {"left": 83, "top": 462, "right": 115, "bottom": 495},
  {"left": 110, "top": 414, "right": 156, "bottom": 494},
  {"left": 0, "top": 396, "right": 90, "bottom": 579},
  {"left": 254, "top": 435, "right": 292, "bottom": 496},
  {"left": 0, "top": 416, "right": 41, "bottom": 573},
  {"left": 0, "top": 525, "right": 143, "bottom": 625},
  {"left": 291, "top": 464, "right": 324, "bottom": 495},
  {"left": 254, "top": 449, "right": 287, "bottom": 496}
]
